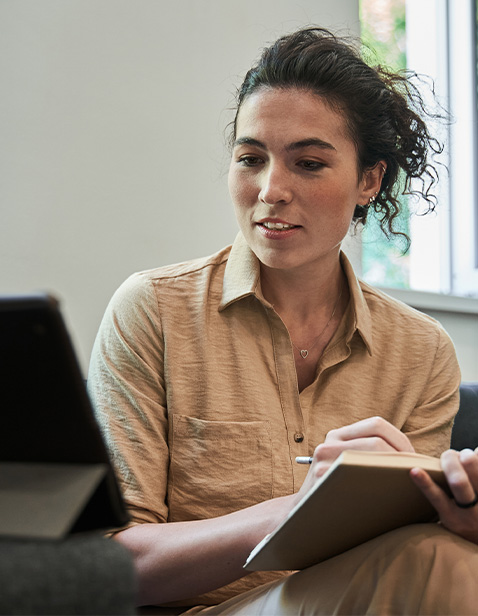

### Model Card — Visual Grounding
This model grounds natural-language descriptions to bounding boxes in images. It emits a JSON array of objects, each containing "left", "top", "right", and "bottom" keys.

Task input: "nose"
[{"left": 258, "top": 163, "right": 293, "bottom": 206}]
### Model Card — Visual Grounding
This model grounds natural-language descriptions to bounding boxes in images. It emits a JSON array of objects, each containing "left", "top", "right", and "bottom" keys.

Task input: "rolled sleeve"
[{"left": 88, "top": 273, "right": 169, "bottom": 526}]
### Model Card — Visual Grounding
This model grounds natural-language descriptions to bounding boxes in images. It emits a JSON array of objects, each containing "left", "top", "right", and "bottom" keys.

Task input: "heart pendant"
[{"left": 300, "top": 349, "right": 309, "bottom": 359}]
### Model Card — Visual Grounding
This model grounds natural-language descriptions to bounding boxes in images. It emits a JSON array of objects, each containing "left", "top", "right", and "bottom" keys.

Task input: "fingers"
[
  {"left": 314, "top": 438, "right": 397, "bottom": 463},
  {"left": 410, "top": 467, "right": 453, "bottom": 513},
  {"left": 324, "top": 416, "right": 415, "bottom": 453},
  {"left": 458, "top": 448, "right": 478, "bottom": 493},
  {"left": 410, "top": 448, "right": 478, "bottom": 545},
  {"left": 300, "top": 417, "right": 415, "bottom": 502},
  {"left": 310, "top": 431, "right": 408, "bottom": 481},
  {"left": 307, "top": 417, "right": 415, "bottom": 480},
  {"left": 441, "top": 448, "right": 478, "bottom": 506}
]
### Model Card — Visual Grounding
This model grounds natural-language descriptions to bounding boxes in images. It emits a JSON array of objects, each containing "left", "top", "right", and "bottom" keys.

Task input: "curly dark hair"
[{"left": 231, "top": 27, "right": 446, "bottom": 248}]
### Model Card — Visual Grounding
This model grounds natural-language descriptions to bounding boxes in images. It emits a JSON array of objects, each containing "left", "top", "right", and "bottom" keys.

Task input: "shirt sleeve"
[
  {"left": 87, "top": 272, "right": 170, "bottom": 526},
  {"left": 402, "top": 324, "right": 461, "bottom": 457}
]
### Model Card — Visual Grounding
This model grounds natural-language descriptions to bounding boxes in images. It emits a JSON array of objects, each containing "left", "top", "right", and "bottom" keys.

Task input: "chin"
[{"left": 252, "top": 248, "right": 305, "bottom": 272}]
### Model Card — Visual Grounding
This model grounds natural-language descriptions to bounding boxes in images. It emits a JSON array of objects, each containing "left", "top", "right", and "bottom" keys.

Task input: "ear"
[{"left": 357, "top": 161, "right": 387, "bottom": 206}]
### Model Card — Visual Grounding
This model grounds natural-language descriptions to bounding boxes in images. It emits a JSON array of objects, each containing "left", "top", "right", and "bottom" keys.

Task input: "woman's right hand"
[{"left": 294, "top": 416, "right": 415, "bottom": 503}]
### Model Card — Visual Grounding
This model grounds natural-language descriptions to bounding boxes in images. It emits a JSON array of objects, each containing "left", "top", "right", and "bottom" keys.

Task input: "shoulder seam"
[
  {"left": 360, "top": 283, "right": 440, "bottom": 325},
  {"left": 131, "top": 248, "right": 231, "bottom": 283},
  {"left": 150, "top": 254, "right": 229, "bottom": 281}
]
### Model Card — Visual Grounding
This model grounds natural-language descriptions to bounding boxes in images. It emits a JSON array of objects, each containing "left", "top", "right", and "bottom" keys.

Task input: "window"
[{"left": 359, "top": 0, "right": 478, "bottom": 298}]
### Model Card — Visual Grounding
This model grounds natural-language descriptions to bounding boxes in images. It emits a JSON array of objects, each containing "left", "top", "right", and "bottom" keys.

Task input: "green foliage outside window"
[{"left": 359, "top": 0, "right": 410, "bottom": 288}]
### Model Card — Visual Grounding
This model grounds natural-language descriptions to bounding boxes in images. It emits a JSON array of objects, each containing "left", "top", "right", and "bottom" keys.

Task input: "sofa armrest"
[{"left": 451, "top": 383, "right": 478, "bottom": 451}]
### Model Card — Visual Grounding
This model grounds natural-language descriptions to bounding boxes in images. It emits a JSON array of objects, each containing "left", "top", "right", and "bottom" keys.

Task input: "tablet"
[{"left": 0, "top": 293, "right": 129, "bottom": 538}]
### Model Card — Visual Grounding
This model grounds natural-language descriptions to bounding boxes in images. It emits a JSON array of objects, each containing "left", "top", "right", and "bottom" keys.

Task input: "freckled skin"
[{"left": 228, "top": 88, "right": 374, "bottom": 278}]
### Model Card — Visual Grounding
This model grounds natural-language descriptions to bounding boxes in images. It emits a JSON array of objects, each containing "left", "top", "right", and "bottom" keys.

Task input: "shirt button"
[{"left": 294, "top": 433, "right": 304, "bottom": 443}]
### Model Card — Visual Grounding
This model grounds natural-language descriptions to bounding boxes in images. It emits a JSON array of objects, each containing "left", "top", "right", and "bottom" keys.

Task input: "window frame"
[
  {"left": 358, "top": 0, "right": 478, "bottom": 303},
  {"left": 447, "top": 0, "right": 478, "bottom": 297}
]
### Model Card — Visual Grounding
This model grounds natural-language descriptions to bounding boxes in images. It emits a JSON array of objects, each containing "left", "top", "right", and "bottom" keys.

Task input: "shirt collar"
[
  {"left": 340, "top": 252, "right": 373, "bottom": 355},
  {"left": 219, "top": 232, "right": 262, "bottom": 310},
  {"left": 219, "top": 232, "right": 373, "bottom": 354}
]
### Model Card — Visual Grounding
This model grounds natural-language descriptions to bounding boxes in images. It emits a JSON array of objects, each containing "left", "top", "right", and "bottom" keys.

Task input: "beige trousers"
[{"left": 194, "top": 524, "right": 478, "bottom": 615}]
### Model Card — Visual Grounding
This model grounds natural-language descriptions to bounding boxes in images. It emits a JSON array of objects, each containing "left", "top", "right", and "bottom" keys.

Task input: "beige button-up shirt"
[{"left": 88, "top": 232, "right": 460, "bottom": 606}]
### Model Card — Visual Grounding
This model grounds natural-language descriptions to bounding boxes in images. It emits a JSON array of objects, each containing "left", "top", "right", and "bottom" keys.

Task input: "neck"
[{"left": 260, "top": 258, "right": 345, "bottom": 321}]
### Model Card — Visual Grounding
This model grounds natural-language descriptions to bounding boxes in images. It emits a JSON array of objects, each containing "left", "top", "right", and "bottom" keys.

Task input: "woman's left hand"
[{"left": 410, "top": 448, "right": 478, "bottom": 545}]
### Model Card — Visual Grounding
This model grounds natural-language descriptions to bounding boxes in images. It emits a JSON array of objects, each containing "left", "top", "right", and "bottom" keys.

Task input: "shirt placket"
[{"left": 262, "top": 304, "right": 310, "bottom": 493}]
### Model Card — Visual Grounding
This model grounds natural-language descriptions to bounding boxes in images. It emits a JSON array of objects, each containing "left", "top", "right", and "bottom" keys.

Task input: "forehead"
[{"left": 235, "top": 87, "right": 352, "bottom": 148}]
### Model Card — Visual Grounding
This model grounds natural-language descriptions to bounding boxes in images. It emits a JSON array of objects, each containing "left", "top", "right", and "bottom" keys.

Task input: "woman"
[{"left": 88, "top": 27, "right": 478, "bottom": 614}]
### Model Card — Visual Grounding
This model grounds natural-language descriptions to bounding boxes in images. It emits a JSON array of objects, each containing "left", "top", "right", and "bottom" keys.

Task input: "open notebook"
[{"left": 0, "top": 293, "right": 129, "bottom": 539}]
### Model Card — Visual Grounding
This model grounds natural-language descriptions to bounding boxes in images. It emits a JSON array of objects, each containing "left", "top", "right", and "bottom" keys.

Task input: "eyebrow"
[
  {"left": 232, "top": 136, "right": 336, "bottom": 152},
  {"left": 286, "top": 138, "right": 336, "bottom": 152},
  {"left": 233, "top": 137, "right": 266, "bottom": 149}
]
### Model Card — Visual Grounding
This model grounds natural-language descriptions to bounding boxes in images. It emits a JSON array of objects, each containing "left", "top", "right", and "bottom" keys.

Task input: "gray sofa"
[
  {"left": 451, "top": 382, "right": 478, "bottom": 450},
  {"left": 0, "top": 534, "right": 136, "bottom": 615}
]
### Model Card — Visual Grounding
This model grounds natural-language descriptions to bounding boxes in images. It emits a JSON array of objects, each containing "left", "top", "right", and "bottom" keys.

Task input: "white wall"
[
  {"left": 0, "top": 0, "right": 359, "bottom": 373},
  {"left": 4, "top": 1, "right": 475, "bottom": 383}
]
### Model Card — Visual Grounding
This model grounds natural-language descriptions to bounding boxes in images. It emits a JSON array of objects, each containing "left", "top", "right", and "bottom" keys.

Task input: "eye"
[
  {"left": 237, "top": 155, "right": 263, "bottom": 167},
  {"left": 298, "top": 160, "right": 324, "bottom": 171}
]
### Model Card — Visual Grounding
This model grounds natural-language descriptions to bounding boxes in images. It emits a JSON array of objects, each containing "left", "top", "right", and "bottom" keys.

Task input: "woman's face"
[{"left": 228, "top": 87, "right": 376, "bottom": 275}]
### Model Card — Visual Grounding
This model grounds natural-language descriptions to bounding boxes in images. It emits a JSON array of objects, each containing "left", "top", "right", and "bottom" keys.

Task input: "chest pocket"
[{"left": 168, "top": 415, "right": 273, "bottom": 522}]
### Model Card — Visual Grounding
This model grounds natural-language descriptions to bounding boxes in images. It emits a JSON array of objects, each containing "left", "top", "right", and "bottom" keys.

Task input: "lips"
[
  {"left": 256, "top": 218, "right": 301, "bottom": 239},
  {"left": 261, "top": 221, "right": 297, "bottom": 230},
  {"left": 257, "top": 218, "right": 300, "bottom": 230}
]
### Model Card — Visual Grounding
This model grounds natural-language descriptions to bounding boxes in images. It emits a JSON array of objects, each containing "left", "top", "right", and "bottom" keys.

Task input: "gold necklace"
[{"left": 291, "top": 285, "right": 343, "bottom": 359}]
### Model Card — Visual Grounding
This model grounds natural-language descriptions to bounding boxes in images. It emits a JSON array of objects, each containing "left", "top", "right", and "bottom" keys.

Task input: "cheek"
[
  {"left": 318, "top": 181, "right": 361, "bottom": 214},
  {"left": 228, "top": 170, "right": 256, "bottom": 207},
  {"left": 308, "top": 184, "right": 358, "bottom": 235},
  {"left": 227, "top": 170, "right": 241, "bottom": 206}
]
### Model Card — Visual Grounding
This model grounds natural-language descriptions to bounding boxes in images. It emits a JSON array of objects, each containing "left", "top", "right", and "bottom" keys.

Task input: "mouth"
[
  {"left": 256, "top": 218, "right": 301, "bottom": 239},
  {"left": 257, "top": 218, "right": 301, "bottom": 231},
  {"left": 260, "top": 221, "right": 298, "bottom": 231}
]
